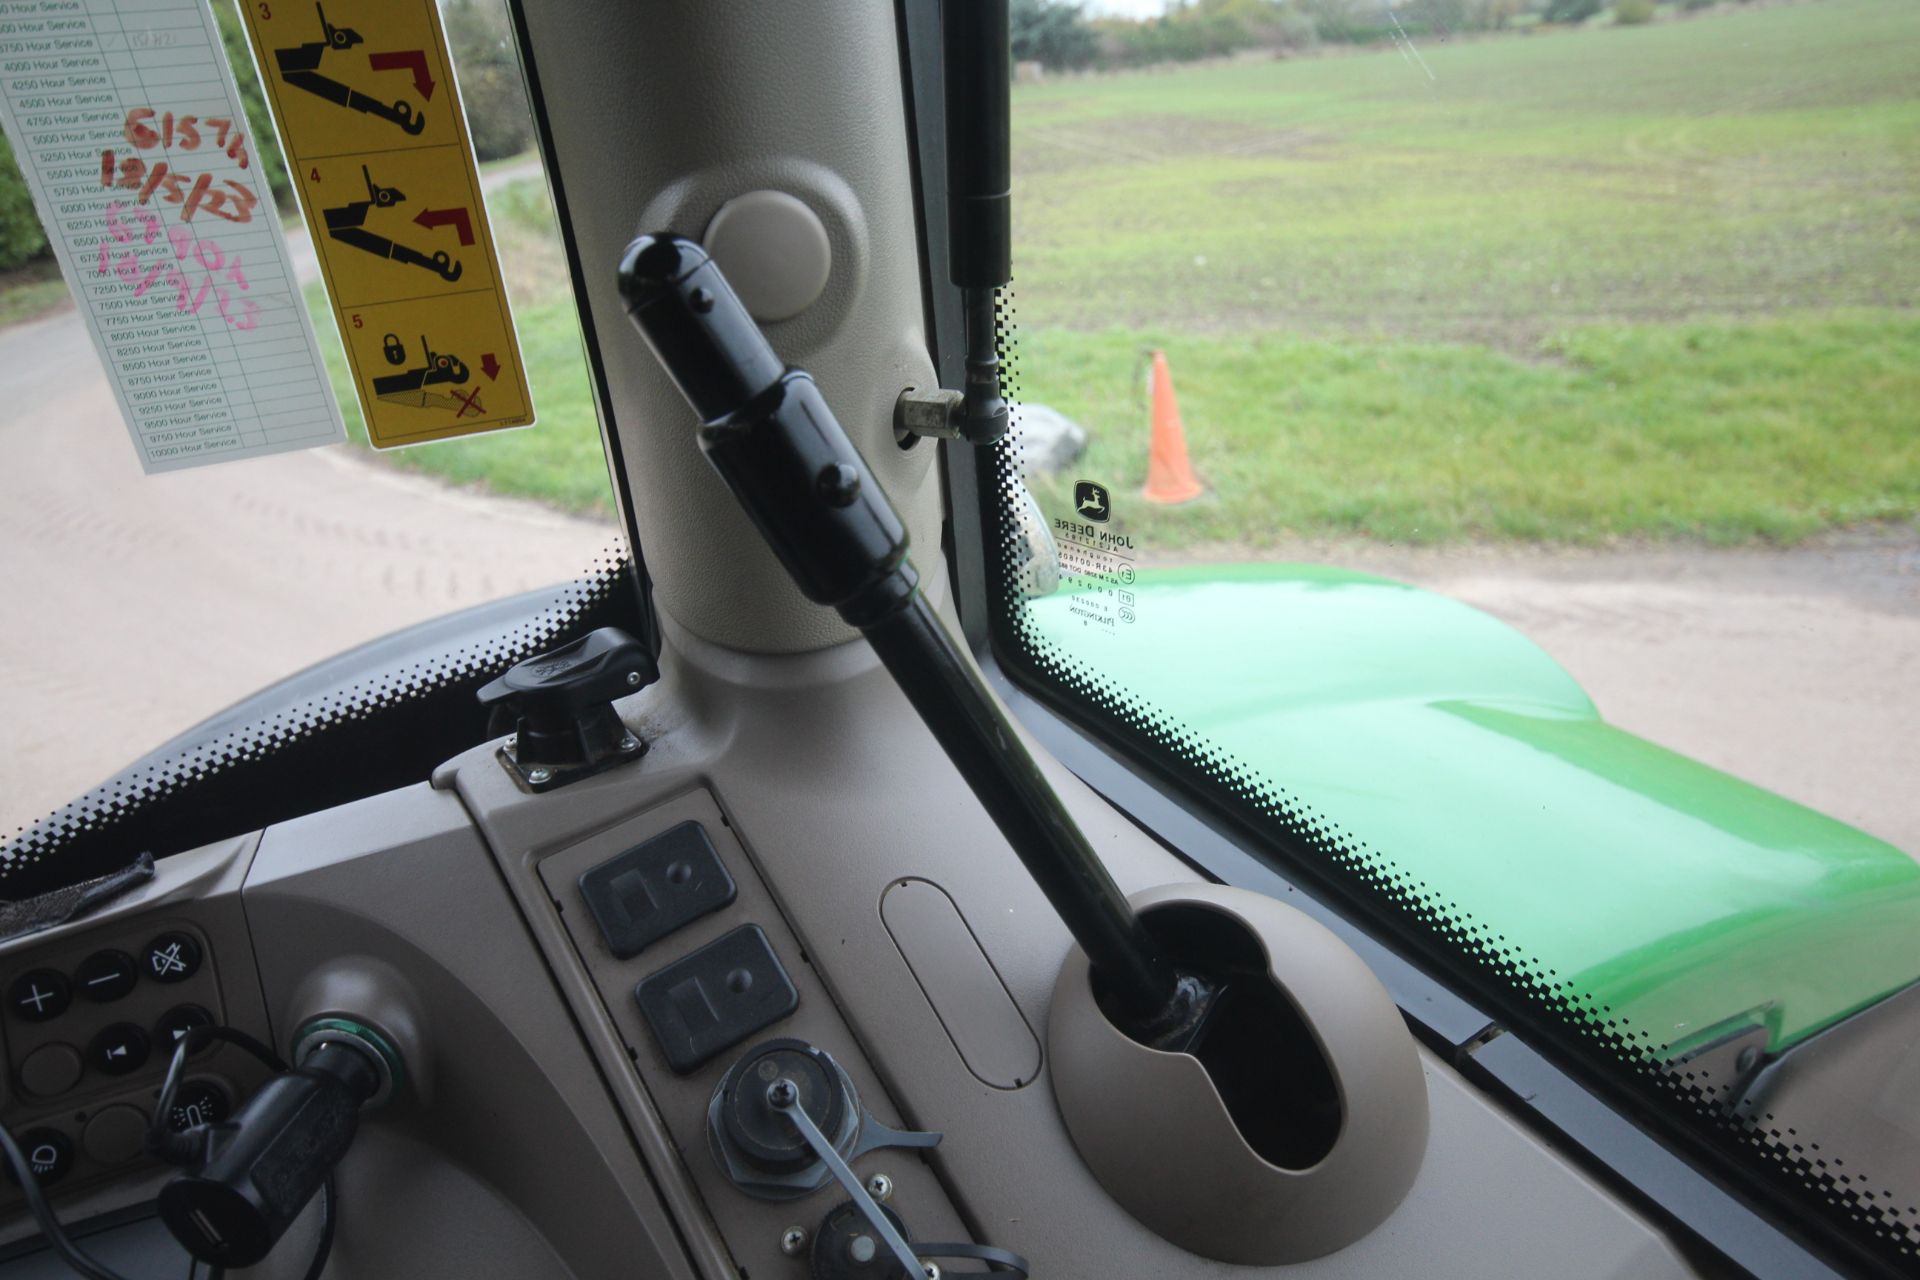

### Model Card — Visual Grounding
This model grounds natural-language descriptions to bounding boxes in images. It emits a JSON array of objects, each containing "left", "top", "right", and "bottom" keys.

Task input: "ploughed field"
[{"left": 323, "top": 0, "right": 1920, "bottom": 547}]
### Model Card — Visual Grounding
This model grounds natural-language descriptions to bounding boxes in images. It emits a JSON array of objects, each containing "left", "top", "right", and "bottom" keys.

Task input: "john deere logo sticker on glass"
[
  {"left": 1053, "top": 481, "right": 1136, "bottom": 635},
  {"left": 1074, "top": 480, "right": 1111, "bottom": 523},
  {"left": 241, "top": 0, "right": 531, "bottom": 448}
]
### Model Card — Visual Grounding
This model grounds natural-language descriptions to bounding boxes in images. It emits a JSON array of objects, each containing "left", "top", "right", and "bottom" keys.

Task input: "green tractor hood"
[{"left": 1026, "top": 563, "right": 1920, "bottom": 1056}]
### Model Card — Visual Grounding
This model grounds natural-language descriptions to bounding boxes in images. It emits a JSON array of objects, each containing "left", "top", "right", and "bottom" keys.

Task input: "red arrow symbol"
[
  {"left": 412, "top": 207, "right": 474, "bottom": 245},
  {"left": 368, "top": 51, "right": 435, "bottom": 100},
  {"left": 479, "top": 353, "right": 501, "bottom": 381}
]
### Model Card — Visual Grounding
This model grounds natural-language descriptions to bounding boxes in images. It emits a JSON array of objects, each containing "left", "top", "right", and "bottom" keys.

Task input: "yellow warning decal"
[{"left": 237, "top": 0, "right": 531, "bottom": 448}]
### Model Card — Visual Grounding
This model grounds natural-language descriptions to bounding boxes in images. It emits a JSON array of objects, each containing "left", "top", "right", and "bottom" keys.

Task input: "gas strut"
[
  {"left": 943, "top": 0, "right": 1012, "bottom": 444},
  {"left": 618, "top": 236, "right": 1212, "bottom": 1047},
  {"left": 893, "top": 0, "right": 1013, "bottom": 446}
]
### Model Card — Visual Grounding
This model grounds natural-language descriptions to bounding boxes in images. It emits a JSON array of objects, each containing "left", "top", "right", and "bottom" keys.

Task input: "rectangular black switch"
[
  {"left": 634, "top": 925, "right": 798, "bottom": 1074},
  {"left": 579, "top": 821, "right": 736, "bottom": 959}
]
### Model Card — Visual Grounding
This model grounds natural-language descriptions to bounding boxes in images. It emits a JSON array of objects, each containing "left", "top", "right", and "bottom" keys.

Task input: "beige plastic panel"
[
  {"left": 880, "top": 877, "right": 1041, "bottom": 1090},
  {"left": 515, "top": 0, "right": 943, "bottom": 654},
  {"left": 532, "top": 789, "right": 974, "bottom": 1279},
  {"left": 445, "top": 609, "right": 1705, "bottom": 1280},
  {"left": 237, "top": 784, "right": 692, "bottom": 1280}
]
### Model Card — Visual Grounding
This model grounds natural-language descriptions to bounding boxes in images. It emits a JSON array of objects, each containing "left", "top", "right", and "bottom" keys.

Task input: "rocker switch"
[
  {"left": 579, "top": 821, "right": 736, "bottom": 958},
  {"left": 635, "top": 925, "right": 797, "bottom": 1074}
]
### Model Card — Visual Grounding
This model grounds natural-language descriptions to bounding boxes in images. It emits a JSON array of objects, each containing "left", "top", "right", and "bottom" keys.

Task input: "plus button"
[{"left": 8, "top": 970, "right": 70, "bottom": 1023}]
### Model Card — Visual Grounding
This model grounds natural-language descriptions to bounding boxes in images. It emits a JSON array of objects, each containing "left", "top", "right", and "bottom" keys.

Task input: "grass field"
[
  {"left": 1005, "top": 0, "right": 1920, "bottom": 545},
  {"left": 1009, "top": 0, "right": 1919, "bottom": 340},
  {"left": 1020, "top": 312, "right": 1920, "bottom": 544},
  {"left": 0, "top": 260, "right": 69, "bottom": 328},
  {"left": 302, "top": 0, "right": 1917, "bottom": 544}
]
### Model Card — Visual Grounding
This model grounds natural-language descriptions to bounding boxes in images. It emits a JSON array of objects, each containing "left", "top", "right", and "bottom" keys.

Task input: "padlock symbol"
[{"left": 381, "top": 333, "right": 406, "bottom": 366}]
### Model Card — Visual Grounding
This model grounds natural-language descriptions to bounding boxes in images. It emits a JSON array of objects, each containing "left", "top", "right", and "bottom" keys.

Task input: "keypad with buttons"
[
  {"left": 0, "top": 910, "right": 262, "bottom": 1213},
  {"left": 1, "top": 923, "right": 222, "bottom": 1104}
]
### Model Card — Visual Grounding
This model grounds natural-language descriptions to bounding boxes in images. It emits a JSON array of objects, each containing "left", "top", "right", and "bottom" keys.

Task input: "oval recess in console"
[{"left": 880, "top": 878, "right": 1040, "bottom": 1090}]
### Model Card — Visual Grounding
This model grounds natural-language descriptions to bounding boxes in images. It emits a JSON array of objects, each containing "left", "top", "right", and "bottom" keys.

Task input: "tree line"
[{"left": 1013, "top": 0, "right": 1735, "bottom": 71}]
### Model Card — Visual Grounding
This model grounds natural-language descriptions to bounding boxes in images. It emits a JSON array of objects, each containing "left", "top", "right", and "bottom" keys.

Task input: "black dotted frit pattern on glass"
[
  {"left": 984, "top": 287, "right": 1918, "bottom": 1274},
  {"left": 1, "top": 548, "right": 642, "bottom": 901}
]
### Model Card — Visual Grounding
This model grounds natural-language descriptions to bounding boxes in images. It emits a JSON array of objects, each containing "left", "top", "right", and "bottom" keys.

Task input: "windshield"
[
  {"left": 0, "top": 0, "right": 623, "bottom": 834},
  {"left": 986, "top": 0, "right": 1918, "bottom": 1269}
]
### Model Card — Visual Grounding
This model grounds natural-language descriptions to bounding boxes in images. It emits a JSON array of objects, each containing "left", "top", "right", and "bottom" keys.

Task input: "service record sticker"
[
  {"left": 237, "top": 0, "right": 531, "bottom": 447},
  {"left": 0, "top": 0, "right": 346, "bottom": 473}
]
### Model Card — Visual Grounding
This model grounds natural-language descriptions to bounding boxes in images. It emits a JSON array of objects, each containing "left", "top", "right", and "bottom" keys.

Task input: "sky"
[{"left": 1082, "top": 0, "right": 1175, "bottom": 17}]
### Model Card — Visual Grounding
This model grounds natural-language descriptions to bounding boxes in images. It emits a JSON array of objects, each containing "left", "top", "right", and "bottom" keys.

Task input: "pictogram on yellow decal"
[{"left": 238, "top": 0, "right": 531, "bottom": 447}]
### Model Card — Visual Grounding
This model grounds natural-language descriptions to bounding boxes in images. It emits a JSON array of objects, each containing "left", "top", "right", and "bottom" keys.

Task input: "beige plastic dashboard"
[{"left": 0, "top": 612, "right": 1700, "bottom": 1280}]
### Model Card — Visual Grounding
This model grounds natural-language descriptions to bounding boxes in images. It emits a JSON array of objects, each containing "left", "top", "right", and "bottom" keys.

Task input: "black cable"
[{"left": 304, "top": 1173, "right": 337, "bottom": 1280}]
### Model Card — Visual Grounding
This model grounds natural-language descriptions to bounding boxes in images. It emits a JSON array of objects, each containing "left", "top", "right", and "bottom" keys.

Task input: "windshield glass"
[
  {"left": 987, "top": 0, "right": 1918, "bottom": 1267},
  {"left": 0, "top": 0, "right": 621, "bottom": 834}
]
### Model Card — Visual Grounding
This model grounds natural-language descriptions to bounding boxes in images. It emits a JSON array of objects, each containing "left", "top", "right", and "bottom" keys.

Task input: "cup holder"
[{"left": 1048, "top": 883, "right": 1428, "bottom": 1264}]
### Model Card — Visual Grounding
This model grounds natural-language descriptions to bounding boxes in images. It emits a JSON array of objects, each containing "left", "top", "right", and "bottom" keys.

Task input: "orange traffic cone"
[{"left": 1143, "top": 349, "right": 1203, "bottom": 505}]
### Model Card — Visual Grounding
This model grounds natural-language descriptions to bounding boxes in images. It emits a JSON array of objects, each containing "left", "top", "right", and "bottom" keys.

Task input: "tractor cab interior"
[{"left": 0, "top": 2, "right": 1915, "bottom": 1279}]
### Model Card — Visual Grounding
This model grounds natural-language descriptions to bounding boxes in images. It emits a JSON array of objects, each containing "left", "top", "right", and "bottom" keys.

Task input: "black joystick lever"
[
  {"left": 617, "top": 236, "right": 1215, "bottom": 1049},
  {"left": 477, "top": 626, "right": 658, "bottom": 791}
]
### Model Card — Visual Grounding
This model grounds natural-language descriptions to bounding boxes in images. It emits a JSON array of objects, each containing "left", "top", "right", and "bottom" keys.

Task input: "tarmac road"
[
  {"left": 0, "top": 305, "right": 614, "bottom": 834},
  {"left": 1, "top": 301, "right": 1914, "bottom": 859}
]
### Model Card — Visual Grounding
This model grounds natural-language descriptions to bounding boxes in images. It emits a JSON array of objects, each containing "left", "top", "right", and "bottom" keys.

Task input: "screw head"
[
  {"left": 924, "top": 1264, "right": 941, "bottom": 1280},
  {"left": 865, "top": 1172, "right": 893, "bottom": 1202},
  {"left": 815, "top": 461, "right": 862, "bottom": 507},
  {"left": 619, "top": 736, "right": 639, "bottom": 752},
  {"left": 766, "top": 1077, "right": 798, "bottom": 1109},
  {"left": 626, "top": 670, "right": 643, "bottom": 687},
  {"left": 526, "top": 766, "right": 552, "bottom": 784},
  {"left": 779, "top": 1226, "right": 808, "bottom": 1257}
]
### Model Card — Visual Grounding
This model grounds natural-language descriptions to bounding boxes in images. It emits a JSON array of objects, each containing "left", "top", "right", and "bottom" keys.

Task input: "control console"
[{"left": 0, "top": 843, "right": 273, "bottom": 1224}]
